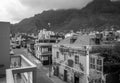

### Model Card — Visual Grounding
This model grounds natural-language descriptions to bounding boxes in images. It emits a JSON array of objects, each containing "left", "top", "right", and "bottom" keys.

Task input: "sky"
[{"left": 0, "top": 0, "right": 111, "bottom": 24}]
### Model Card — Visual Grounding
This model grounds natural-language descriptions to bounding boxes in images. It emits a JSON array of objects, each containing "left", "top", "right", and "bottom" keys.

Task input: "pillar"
[
  {"left": 33, "top": 70, "right": 37, "bottom": 83},
  {"left": 86, "top": 45, "right": 90, "bottom": 83}
]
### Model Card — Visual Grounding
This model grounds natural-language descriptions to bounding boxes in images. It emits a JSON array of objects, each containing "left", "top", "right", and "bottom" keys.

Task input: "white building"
[
  {"left": 38, "top": 29, "right": 55, "bottom": 39},
  {"left": 34, "top": 39, "right": 57, "bottom": 65},
  {"left": 52, "top": 34, "right": 104, "bottom": 83}
]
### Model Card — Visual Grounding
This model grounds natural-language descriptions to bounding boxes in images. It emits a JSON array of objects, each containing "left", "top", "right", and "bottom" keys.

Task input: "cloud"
[
  {"left": 19, "top": 0, "right": 93, "bottom": 9},
  {"left": 0, "top": 0, "right": 28, "bottom": 23},
  {"left": 0, "top": 0, "right": 93, "bottom": 23},
  {"left": 111, "top": 0, "right": 120, "bottom": 1}
]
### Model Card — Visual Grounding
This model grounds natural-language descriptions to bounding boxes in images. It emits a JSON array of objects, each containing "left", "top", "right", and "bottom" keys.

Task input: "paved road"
[{"left": 13, "top": 48, "right": 53, "bottom": 83}]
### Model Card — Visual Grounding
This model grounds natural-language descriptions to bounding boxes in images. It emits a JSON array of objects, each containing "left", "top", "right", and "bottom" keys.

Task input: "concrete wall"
[{"left": 0, "top": 22, "right": 10, "bottom": 75}]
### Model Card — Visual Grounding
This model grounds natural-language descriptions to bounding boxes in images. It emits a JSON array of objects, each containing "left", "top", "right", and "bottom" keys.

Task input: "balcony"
[
  {"left": 41, "top": 51, "right": 52, "bottom": 55},
  {"left": 6, "top": 54, "right": 37, "bottom": 83}
]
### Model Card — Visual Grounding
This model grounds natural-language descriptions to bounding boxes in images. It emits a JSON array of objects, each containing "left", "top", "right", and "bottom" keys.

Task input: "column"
[
  {"left": 14, "top": 74, "right": 17, "bottom": 83},
  {"left": 32, "top": 70, "right": 37, "bottom": 83},
  {"left": 86, "top": 45, "right": 90, "bottom": 83}
]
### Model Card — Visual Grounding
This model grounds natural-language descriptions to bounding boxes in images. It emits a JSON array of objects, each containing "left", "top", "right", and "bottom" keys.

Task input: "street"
[{"left": 13, "top": 48, "right": 54, "bottom": 83}]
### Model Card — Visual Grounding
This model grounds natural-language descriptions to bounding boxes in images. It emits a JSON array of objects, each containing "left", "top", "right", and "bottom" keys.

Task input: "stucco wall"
[{"left": 0, "top": 22, "right": 10, "bottom": 74}]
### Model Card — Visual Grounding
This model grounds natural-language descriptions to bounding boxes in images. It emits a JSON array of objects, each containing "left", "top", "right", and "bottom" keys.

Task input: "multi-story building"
[
  {"left": 34, "top": 29, "right": 64, "bottom": 65},
  {"left": 52, "top": 34, "right": 104, "bottom": 83},
  {"left": 38, "top": 29, "right": 55, "bottom": 39},
  {"left": 34, "top": 39, "right": 57, "bottom": 65}
]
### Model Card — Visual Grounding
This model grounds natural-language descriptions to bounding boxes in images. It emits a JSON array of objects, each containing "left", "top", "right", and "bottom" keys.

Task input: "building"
[
  {"left": 38, "top": 29, "right": 55, "bottom": 39},
  {"left": 34, "top": 29, "right": 64, "bottom": 65},
  {"left": 52, "top": 34, "right": 104, "bottom": 83},
  {"left": 27, "top": 40, "right": 35, "bottom": 54},
  {"left": 34, "top": 39, "right": 57, "bottom": 65},
  {"left": 0, "top": 22, "right": 10, "bottom": 77},
  {"left": 0, "top": 22, "right": 37, "bottom": 83}
]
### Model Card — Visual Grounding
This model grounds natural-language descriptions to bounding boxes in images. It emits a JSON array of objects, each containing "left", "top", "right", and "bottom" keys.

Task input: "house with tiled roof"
[{"left": 52, "top": 34, "right": 105, "bottom": 83}]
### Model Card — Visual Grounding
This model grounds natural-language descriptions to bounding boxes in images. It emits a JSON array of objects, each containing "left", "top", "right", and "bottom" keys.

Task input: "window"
[
  {"left": 42, "top": 47, "right": 48, "bottom": 53},
  {"left": 90, "top": 57, "right": 95, "bottom": 64},
  {"left": 90, "top": 57, "right": 95, "bottom": 69},
  {"left": 43, "top": 57, "right": 48, "bottom": 60},
  {"left": 70, "top": 36, "right": 77, "bottom": 44},
  {"left": 64, "top": 54, "right": 66, "bottom": 61},
  {"left": 56, "top": 52, "right": 59, "bottom": 58},
  {"left": 97, "top": 59, "right": 102, "bottom": 71},
  {"left": 75, "top": 55, "right": 79, "bottom": 64},
  {"left": 90, "top": 57, "right": 103, "bottom": 71},
  {"left": 37, "top": 46, "right": 39, "bottom": 50},
  {"left": 97, "top": 59, "right": 102, "bottom": 65},
  {"left": 42, "top": 47, "right": 51, "bottom": 53},
  {"left": 90, "top": 64, "right": 95, "bottom": 69},
  {"left": 95, "top": 38, "right": 100, "bottom": 45},
  {"left": 96, "top": 66, "right": 102, "bottom": 71},
  {"left": 48, "top": 47, "right": 52, "bottom": 52},
  {"left": 70, "top": 38, "right": 76, "bottom": 43}
]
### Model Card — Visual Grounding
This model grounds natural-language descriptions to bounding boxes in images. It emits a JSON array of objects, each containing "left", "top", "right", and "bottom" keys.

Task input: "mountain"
[{"left": 11, "top": 0, "right": 120, "bottom": 33}]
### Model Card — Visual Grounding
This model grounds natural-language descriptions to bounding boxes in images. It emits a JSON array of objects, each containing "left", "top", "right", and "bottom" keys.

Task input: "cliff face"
[{"left": 11, "top": 0, "right": 120, "bottom": 33}]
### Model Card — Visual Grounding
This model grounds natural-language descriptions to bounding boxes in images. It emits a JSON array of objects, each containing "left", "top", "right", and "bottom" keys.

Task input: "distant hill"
[{"left": 11, "top": 0, "right": 120, "bottom": 33}]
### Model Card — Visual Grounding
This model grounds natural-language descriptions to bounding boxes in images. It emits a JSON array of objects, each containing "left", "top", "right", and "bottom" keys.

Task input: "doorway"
[
  {"left": 64, "top": 70, "right": 67, "bottom": 82},
  {"left": 74, "top": 75, "right": 79, "bottom": 83},
  {"left": 54, "top": 66, "right": 59, "bottom": 76}
]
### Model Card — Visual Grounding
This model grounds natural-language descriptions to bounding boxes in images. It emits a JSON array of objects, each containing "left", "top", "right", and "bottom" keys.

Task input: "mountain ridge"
[{"left": 11, "top": 0, "right": 120, "bottom": 33}]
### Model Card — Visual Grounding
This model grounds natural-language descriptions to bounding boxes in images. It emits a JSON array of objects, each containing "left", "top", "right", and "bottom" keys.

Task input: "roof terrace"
[{"left": 6, "top": 54, "right": 37, "bottom": 83}]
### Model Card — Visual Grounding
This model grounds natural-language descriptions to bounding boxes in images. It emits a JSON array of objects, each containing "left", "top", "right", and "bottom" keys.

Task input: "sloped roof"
[
  {"left": 74, "top": 34, "right": 90, "bottom": 45},
  {"left": 59, "top": 37, "right": 71, "bottom": 44},
  {"left": 58, "top": 34, "right": 95, "bottom": 48},
  {"left": 75, "top": 34, "right": 96, "bottom": 45}
]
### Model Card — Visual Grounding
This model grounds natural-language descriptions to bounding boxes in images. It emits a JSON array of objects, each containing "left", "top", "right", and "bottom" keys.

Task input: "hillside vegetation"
[{"left": 11, "top": 0, "right": 120, "bottom": 33}]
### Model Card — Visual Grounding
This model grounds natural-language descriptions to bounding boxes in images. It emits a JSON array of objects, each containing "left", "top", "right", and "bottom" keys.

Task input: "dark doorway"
[
  {"left": 56, "top": 66, "right": 59, "bottom": 76},
  {"left": 54, "top": 66, "right": 59, "bottom": 76},
  {"left": 42, "top": 55, "right": 52, "bottom": 65},
  {"left": 64, "top": 70, "right": 67, "bottom": 82},
  {"left": 49, "top": 55, "right": 52, "bottom": 64},
  {"left": 74, "top": 75, "right": 79, "bottom": 83}
]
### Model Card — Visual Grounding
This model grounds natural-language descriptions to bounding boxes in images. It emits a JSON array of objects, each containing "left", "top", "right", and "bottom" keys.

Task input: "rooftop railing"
[{"left": 6, "top": 54, "right": 37, "bottom": 83}]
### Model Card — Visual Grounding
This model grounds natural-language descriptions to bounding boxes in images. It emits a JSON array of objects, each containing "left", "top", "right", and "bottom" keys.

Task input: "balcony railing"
[
  {"left": 41, "top": 51, "right": 52, "bottom": 55},
  {"left": 6, "top": 54, "right": 37, "bottom": 83}
]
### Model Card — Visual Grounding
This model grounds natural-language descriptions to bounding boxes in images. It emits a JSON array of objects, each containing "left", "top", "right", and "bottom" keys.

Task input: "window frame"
[
  {"left": 90, "top": 57, "right": 96, "bottom": 69},
  {"left": 75, "top": 55, "right": 79, "bottom": 64},
  {"left": 56, "top": 52, "right": 59, "bottom": 59}
]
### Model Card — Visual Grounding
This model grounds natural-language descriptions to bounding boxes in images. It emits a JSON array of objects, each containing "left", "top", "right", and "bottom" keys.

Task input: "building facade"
[
  {"left": 0, "top": 22, "right": 10, "bottom": 76},
  {"left": 52, "top": 34, "right": 104, "bottom": 83},
  {"left": 34, "top": 39, "right": 57, "bottom": 65}
]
